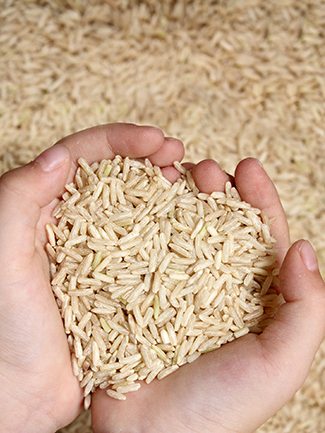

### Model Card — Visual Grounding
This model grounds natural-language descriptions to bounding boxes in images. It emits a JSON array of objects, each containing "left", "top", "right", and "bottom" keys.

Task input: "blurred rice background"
[{"left": 1, "top": 0, "right": 325, "bottom": 431}]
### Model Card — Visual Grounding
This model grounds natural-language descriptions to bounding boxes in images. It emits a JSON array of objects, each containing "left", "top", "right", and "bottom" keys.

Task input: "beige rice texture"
[
  {"left": 47, "top": 156, "right": 281, "bottom": 407},
  {"left": 1, "top": 1, "right": 325, "bottom": 431}
]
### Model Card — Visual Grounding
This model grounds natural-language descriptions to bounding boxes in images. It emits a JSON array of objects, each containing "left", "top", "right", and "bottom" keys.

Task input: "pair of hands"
[{"left": 0, "top": 123, "right": 324, "bottom": 433}]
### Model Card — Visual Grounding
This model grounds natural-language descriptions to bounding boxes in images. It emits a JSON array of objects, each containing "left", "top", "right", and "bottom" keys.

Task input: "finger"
[
  {"left": 148, "top": 137, "right": 184, "bottom": 167},
  {"left": 234, "top": 158, "right": 290, "bottom": 265},
  {"left": 191, "top": 159, "right": 233, "bottom": 194},
  {"left": 150, "top": 137, "right": 185, "bottom": 184},
  {"left": 183, "top": 162, "right": 195, "bottom": 170},
  {"left": 56, "top": 123, "right": 168, "bottom": 180},
  {"left": 0, "top": 144, "right": 71, "bottom": 271},
  {"left": 160, "top": 166, "right": 182, "bottom": 184},
  {"left": 259, "top": 240, "right": 325, "bottom": 386},
  {"left": 160, "top": 161, "right": 196, "bottom": 185}
]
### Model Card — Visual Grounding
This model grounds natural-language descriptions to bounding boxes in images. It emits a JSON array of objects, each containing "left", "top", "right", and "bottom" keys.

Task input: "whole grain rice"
[
  {"left": 1, "top": 1, "right": 325, "bottom": 431},
  {"left": 47, "top": 156, "right": 282, "bottom": 408}
]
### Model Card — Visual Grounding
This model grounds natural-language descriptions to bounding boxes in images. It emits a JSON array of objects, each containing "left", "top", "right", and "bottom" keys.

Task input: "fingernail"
[
  {"left": 34, "top": 144, "right": 70, "bottom": 172},
  {"left": 299, "top": 240, "right": 319, "bottom": 272}
]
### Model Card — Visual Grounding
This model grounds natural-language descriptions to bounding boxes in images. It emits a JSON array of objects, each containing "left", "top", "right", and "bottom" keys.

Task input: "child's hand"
[
  {"left": 0, "top": 124, "right": 184, "bottom": 433},
  {"left": 91, "top": 158, "right": 325, "bottom": 433}
]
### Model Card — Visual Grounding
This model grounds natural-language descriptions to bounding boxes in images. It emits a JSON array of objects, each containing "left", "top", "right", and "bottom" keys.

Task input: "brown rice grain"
[{"left": 48, "top": 156, "right": 280, "bottom": 405}]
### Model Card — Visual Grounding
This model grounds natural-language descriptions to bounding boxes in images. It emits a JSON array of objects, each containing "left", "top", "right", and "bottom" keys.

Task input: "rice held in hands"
[{"left": 46, "top": 156, "right": 282, "bottom": 408}]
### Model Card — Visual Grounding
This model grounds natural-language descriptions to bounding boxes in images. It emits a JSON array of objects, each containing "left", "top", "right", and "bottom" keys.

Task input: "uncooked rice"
[
  {"left": 1, "top": 1, "right": 324, "bottom": 431},
  {"left": 47, "top": 156, "right": 282, "bottom": 408}
]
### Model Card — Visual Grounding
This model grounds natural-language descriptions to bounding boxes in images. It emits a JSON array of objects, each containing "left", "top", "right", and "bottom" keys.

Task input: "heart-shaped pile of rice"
[{"left": 46, "top": 156, "right": 282, "bottom": 408}]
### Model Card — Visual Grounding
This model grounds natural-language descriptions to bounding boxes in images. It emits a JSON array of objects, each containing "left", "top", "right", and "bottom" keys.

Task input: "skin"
[
  {"left": 0, "top": 124, "right": 183, "bottom": 433},
  {"left": 91, "top": 156, "right": 325, "bottom": 433},
  {"left": 0, "top": 124, "right": 324, "bottom": 433}
]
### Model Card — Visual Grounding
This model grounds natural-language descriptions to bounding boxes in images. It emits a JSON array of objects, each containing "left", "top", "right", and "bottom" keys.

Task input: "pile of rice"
[{"left": 46, "top": 156, "right": 282, "bottom": 408}]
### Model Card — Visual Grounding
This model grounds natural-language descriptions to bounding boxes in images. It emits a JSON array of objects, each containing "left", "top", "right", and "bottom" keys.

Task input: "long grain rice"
[
  {"left": 47, "top": 156, "right": 281, "bottom": 407},
  {"left": 3, "top": 2, "right": 325, "bottom": 431}
]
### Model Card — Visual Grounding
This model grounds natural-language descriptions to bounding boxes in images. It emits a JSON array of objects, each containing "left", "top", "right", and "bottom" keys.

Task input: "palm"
[
  {"left": 92, "top": 333, "right": 278, "bottom": 433},
  {"left": 91, "top": 158, "right": 295, "bottom": 433},
  {"left": 0, "top": 200, "right": 83, "bottom": 428},
  {"left": 2, "top": 125, "right": 322, "bottom": 433},
  {"left": 0, "top": 124, "right": 186, "bottom": 432},
  {"left": 93, "top": 300, "right": 320, "bottom": 433}
]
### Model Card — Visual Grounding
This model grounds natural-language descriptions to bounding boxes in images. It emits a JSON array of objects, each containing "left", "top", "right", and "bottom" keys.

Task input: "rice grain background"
[{"left": 0, "top": 1, "right": 324, "bottom": 432}]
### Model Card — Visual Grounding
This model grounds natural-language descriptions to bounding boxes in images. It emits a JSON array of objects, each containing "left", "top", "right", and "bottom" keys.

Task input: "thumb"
[
  {"left": 260, "top": 240, "right": 325, "bottom": 382},
  {"left": 0, "top": 144, "right": 71, "bottom": 272}
]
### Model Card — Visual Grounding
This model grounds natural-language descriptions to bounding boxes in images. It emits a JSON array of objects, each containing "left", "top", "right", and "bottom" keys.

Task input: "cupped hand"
[
  {"left": 91, "top": 158, "right": 325, "bottom": 433},
  {"left": 0, "top": 124, "right": 184, "bottom": 433}
]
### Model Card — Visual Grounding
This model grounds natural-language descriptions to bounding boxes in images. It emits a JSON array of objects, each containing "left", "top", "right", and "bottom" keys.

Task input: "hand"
[
  {"left": 0, "top": 124, "right": 184, "bottom": 433},
  {"left": 91, "top": 158, "right": 325, "bottom": 433}
]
